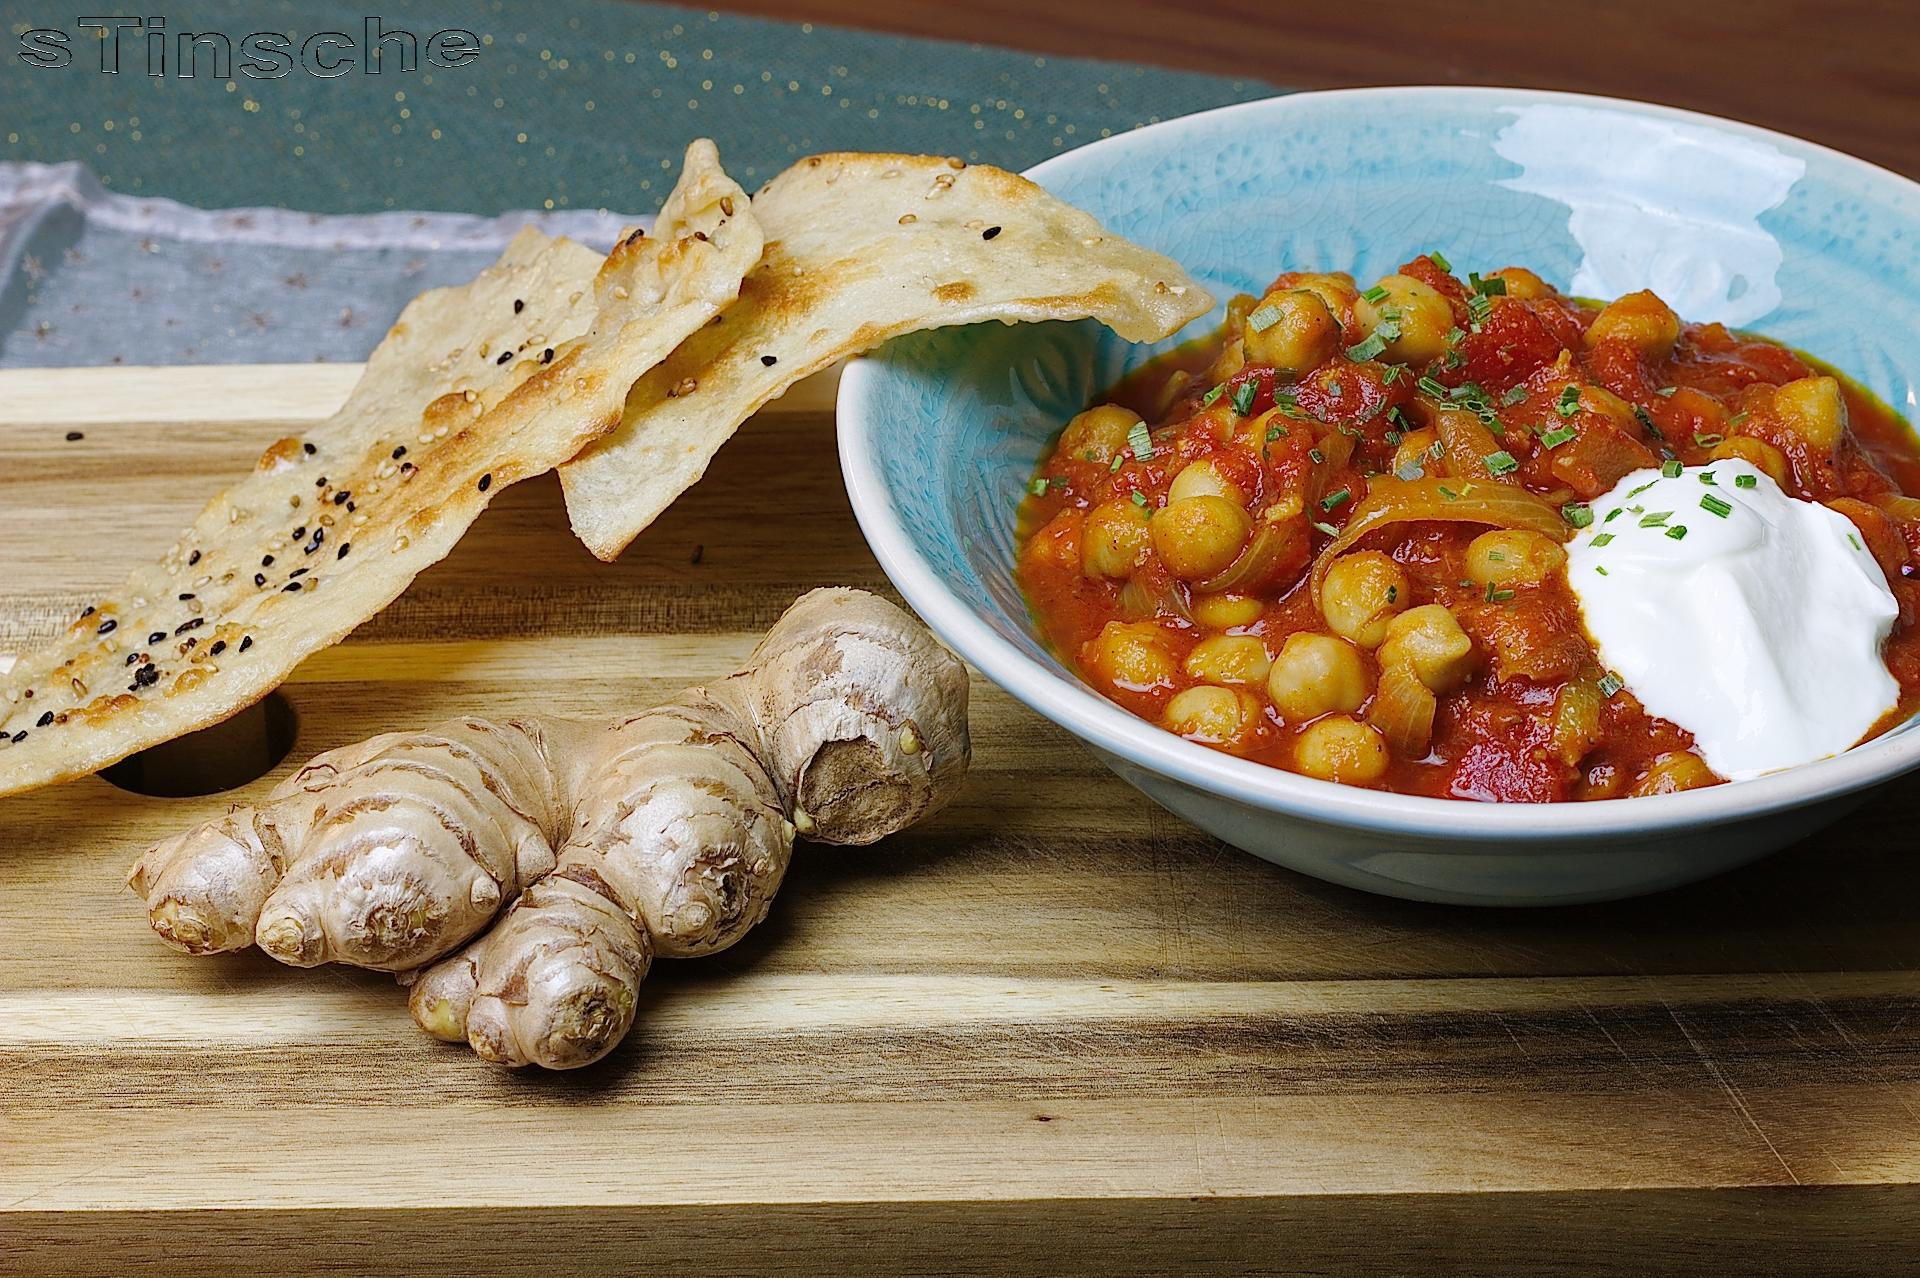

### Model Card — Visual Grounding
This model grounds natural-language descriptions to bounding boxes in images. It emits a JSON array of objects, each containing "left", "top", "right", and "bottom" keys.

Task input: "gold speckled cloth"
[{"left": 0, "top": 0, "right": 1269, "bottom": 365}]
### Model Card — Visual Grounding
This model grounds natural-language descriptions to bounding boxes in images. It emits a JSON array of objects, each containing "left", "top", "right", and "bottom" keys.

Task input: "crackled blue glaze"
[{"left": 839, "top": 89, "right": 1920, "bottom": 904}]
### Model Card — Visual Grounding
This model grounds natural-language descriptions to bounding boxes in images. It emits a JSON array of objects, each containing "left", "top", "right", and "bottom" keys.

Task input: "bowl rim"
[{"left": 837, "top": 84, "right": 1920, "bottom": 842}]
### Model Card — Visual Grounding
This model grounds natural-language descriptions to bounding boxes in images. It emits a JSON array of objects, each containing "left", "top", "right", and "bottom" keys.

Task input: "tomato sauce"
[{"left": 1015, "top": 258, "right": 1920, "bottom": 802}]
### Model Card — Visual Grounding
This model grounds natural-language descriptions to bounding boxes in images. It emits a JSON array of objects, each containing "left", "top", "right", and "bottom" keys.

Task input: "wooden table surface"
[
  {"left": 704, "top": 0, "right": 1920, "bottom": 183},
  {"left": 2, "top": 365, "right": 1919, "bottom": 1273}
]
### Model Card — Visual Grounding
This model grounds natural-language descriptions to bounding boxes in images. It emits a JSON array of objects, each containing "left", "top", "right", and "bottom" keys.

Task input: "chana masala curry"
[{"left": 1016, "top": 255, "right": 1920, "bottom": 802}]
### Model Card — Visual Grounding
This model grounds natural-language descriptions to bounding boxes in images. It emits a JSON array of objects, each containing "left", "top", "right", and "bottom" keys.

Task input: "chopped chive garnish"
[
  {"left": 1438, "top": 485, "right": 1460, "bottom": 501},
  {"left": 1484, "top": 582, "right": 1514, "bottom": 603},
  {"left": 1382, "top": 363, "right": 1406, "bottom": 385},
  {"left": 1501, "top": 385, "right": 1529, "bottom": 407},
  {"left": 1734, "top": 473, "right": 1758, "bottom": 489},
  {"left": 1028, "top": 477, "right": 1052, "bottom": 497},
  {"left": 1266, "top": 424, "right": 1288, "bottom": 441},
  {"left": 1661, "top": 459, "right": 1682, "bottom": 478},
  {"left": 1598, "top": 673, "right": 1624, "bottom": 697},
  {"left": 1850, "top": 533, "right": 1865, "bottom": 552},
  {"left": 1699, "top": 471, "right": 1717, "bottom": 485},
  {"left": 1728, "top": 411, "right": 1750, "bottom": 429},
  {"left": 1320, "top": 487, "right": 1352, "bottom": 511},
  {"left": 1563, "top": 502, "right": 1594, "bottom": 528},
  {"left": 1605, "top": 507, "right": 1623, "bottom": 522},
  {"left": 1246, "top": 303, "right": 1283, "bottom": 333},
  {"left": 1666, "top": 524, "right": 1688, "bottom": 540},
  {"left": 1427, "top": 250, "right": 1453, "bottom": 272},
  {"left": 1384, "top": 429, "right": 1403, "bottom": 446},
  {"left": 1312, "top": 520, "right": 1340, "bottom": 537},
  {"left": 1130, "top": 490, "right": 1149, "bottom": 509},
  {"left": 1346, "top": 331, "right": 1391, "bottom": 362},
  {"left": 1640, "top": 511, "right": 1671, "bottom": 527},
  {"left": 1693, "top": 431, "right": 1724, "bottom": 448},
  {"left": 1309, "top": 447, "right": 1326, "bottom": 464},
  {"left": 1272, "top": 390, "right": 1308, "bottom": 419},
  {"left": 1701, "top": 494, "right": 1732, "bottom": 518},
  {"left": 1595, "top": 565, "right": 1609, "bottom": 576},
  {"left": 1466, "top": 292, "right": 1493, "bottom": 328},
  {"left": 1628, "top": 481, "right": 1657, "bottom": 498},
  {"left": 1128, "top": 420, "right": 1154, "bottom": 462},
  {"left": 1483, "top": 450, "right": 1519, "bottom": 476},
  {"left": 1654, "top": 386, "right": 1678, "bottom": 398},
  {"left": 1200, "top": 383, "right": 1226, "bottom": 408},
  {"left": 1109, "top": 453, "right": 1126, "bottom": 473},
  {"left": 1469, "top": 272, "right": 1507, "bottom": 297},
  {"left": 1555, "top": 385, "right": 1582, "bottom": 419},
  {"left": 1231, "top": 379, "right": 1259, "bottom": 416},
  {"left": 1590, "top": 532, "right": 1615, "bottom": 547},
  {"left": 1540, "top": 424, "right": 1577, "bottom": 449},
  {"left": 1443, "top": 326, "right": 1467, "bottom": 368},
  {"left": 1360, "top": 284, "right": 1390, "bottom": 304},
  {"left": 1417, "top": 375, "right": 1450, "bottom": 399}
]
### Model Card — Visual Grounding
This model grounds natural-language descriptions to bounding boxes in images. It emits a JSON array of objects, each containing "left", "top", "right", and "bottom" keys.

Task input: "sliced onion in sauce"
[
  {"left": 1309, "top": 476, "right": 1569, "bottom": 608},
  {"left": 1369, "top": 663, "right": 1437, "bottom": 757}
]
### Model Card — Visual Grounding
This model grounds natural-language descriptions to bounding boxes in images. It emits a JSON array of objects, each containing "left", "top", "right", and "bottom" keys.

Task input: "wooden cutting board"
[{"left": 3, "top": 365, "right": 1919, "bottom": 1275}]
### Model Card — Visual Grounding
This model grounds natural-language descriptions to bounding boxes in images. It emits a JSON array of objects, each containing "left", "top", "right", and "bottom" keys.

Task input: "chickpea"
[
  {"left": 1708, "top": 435, "right": 1789, "bottom": 485},
  {"left": 1772, "top": 376, "right": 1847, "bottom": 453},
  {"left": 1353, "top": 273, "right": 1454, "bottom": 364},
  {"left": 1288, "top": 272, "right": 1360, "bottom": 327},
  {"left": 1583, "top": 289, "right": 1681, "bottom": 358},
  {"left": 1293, "top": 715, "right": 1391, "bottom": 786},
  {"left": 1184, "top": 634, "right": 1272, "bottom": 686},
  {"left": 1376, "top": 605, "right": 1474, "bottom": 693},
  {"left": 1084, "top": 621, "right": 1178, "bottom": 691},
  {"left": 1164, "top": 685, "right": 1262, "bottom": 745},
  {"left": 1266, "top": 633, "right": 1370, "bottom": 722},
  {"left": 1630, "top": 750, "right": 1719, "bottom": 796},
  {"left": 1391, "top": 428, "right": 1439, "bottom": 477},
  {"left": 1319, "top": 551, "right": 1411, "bottom": 647},
  {"left": 1151, "top": 495, "right": 1251, "bottom": 580},
  {"left": 1081, "top": 499, "right": 1152, "bottom": 579},
  {"left": 1464, "top": 529, "right": 1568, "bottom": 589},
  {"left": 1487, "top": 266, "right": 1553, "bottom": 300},
  {"left": 1057, "top": 404, "right": 1144, "bottom": 465},
  {"left": 1242, "top": 288, "right": 1341, "bottom": 375},
  {"left": 1168, "top": 458, "right": 1246, "bottom": 505},
  {"left": 1192, "top": 592, "right": 1264, "bottom": 629}
]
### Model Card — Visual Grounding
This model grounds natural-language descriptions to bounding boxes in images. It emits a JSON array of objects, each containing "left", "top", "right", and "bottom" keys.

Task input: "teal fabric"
[{"left": 2, "top": 0, "right": 1272, "bottom": 215}]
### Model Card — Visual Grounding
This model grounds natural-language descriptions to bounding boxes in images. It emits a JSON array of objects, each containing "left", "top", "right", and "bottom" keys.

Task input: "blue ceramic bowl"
[{"left": 838, "top": 87, "right": 1920, "bottom": 904}]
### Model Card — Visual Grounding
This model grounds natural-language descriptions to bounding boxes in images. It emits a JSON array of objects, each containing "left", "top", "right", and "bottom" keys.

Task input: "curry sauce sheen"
[{"left": 1015, "top": 258, "right": 1920, "bottom": 802}]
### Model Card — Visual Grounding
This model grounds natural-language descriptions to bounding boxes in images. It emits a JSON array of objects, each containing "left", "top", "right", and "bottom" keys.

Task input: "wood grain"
[
  {"left": 699, "top": 0, "right": 1920, "bottom": 182},
  {"left": 4, "top": 365, "right": 1920, "bottom": 1272}
]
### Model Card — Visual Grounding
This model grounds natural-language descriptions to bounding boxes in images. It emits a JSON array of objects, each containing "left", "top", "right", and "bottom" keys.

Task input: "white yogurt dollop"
[{"left": 1565, "top": 459, "right": 1899, "bottom": 781}]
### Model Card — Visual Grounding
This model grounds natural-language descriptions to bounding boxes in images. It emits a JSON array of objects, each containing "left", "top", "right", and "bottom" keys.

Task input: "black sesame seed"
[
  {"left": 290, "top": 567, "right": 309, "bottom": 579},
  {"left": 761, "top": 354, "right": 778, "bottom": 367},
  {"left": 188, "top": 550, "right": 202, "bottom": 566},
  {"left": 306, "top": 528, "right": 325, "bottom": 552},
  {"left": 302, "top": 442, "right": 316, "bottom": 455},
  {"left": 392, "top": 445, "right": 407, "bottom": 459},
  {"left": 178, "top": 593, "right": 195, "bottom": 601},
  {"left": 36, "top": 712, "right": 53, "bottom": 727},
  {"left": 81, "top": 606, "right": 96, "bottom": 617},
  {"left": 540, "top": 348, "right": 554, "bottom": 364},
  {"left": 332, "top": 491, "right": 350, "bottom": 505},
  {"left": 65, "top": 430, "right": 84, "bottom": 442},
  {"left": 97, "top": 618, "right": 117, "bottom": 635},
  {"left": 209, "top": 640, "right": 226, "bottom": 656},
  {"left": 255, "top": 573, "right": 267, "bottom": 587},
  {"left": 284, "top": 582, "right": 303, "bottom": 593},
  {"left": 513, "top": 298, "right": 525, "bottom": 314},
  {"left": 262, "top": 554, "right": 275, "bottom": 567},
  {"left": 345, "top": 501, "right": 356, "bottom": 513},
  {"left": 292, "top": 526, "right": 306, "bottom": 540},
  {"left": 133, "top": 664, "right": 159, "bottom": 689},
  {"left": 125, "top": 652, "right": 140, "bottom": 665},
  {"left": 147, "top": 631, "right": 165, "bottom": 645},
  {"left": 316, "top": 476, "right": 327, "bottom": 487},
  {"left": 10, "top": 731, "right": 25, "bottom": 744},
  {"left": 239, "top": 635, "right": 253, "bottom": 652},
  {"left": 982, "top": 226, "right": 1001, "bottom": 240},
  {"left": 337, "top": 543, "right": 351, "bottom": 559},
  {"left": 184, "top": 637, "right": 197, "bottom": 650},
  {"left": 477, "top": 473, "right": 493, "bottom": 492},
  {"left": 496, "top": 351, "right": 513, "bottom": 365},
  {"left": 174, "top": 618, "right": 204, "bottom": 634}
]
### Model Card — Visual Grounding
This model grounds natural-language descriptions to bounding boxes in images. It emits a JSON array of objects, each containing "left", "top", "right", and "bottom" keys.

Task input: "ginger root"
[{"left": 129, "top": 587, "right": 969, "bottom": 1068}]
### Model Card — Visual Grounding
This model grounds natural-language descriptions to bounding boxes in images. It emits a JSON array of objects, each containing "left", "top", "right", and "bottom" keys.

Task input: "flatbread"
[
  {"left": 558, "top": 153, "right": 1213, "bottom": 561},
  {"left": 0, "top": 140, "right": 762, "bottom": 797}
]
